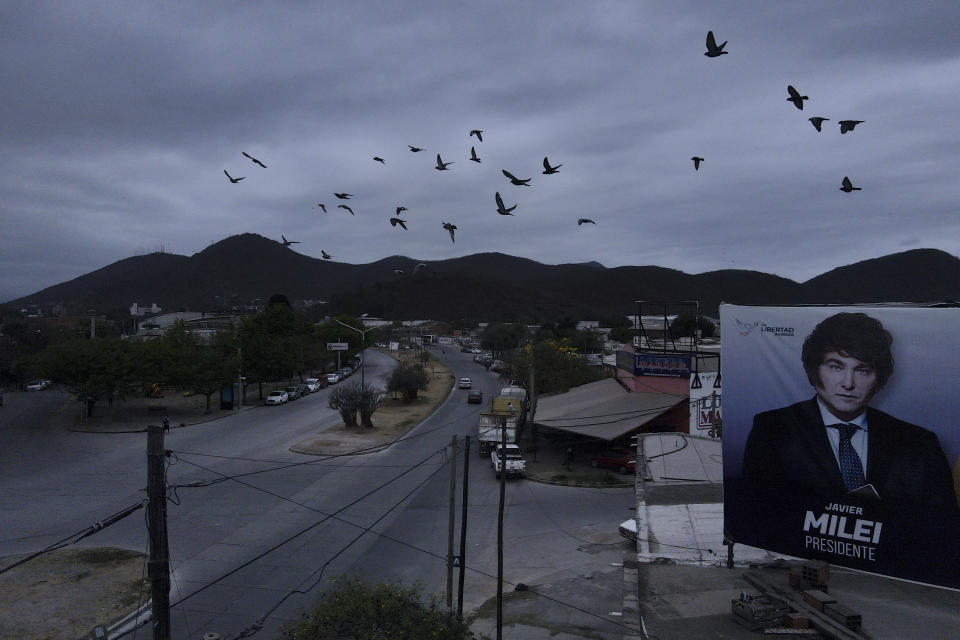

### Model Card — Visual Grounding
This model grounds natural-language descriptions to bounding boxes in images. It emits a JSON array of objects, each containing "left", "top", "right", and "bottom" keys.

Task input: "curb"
[{"left": 67, "top": 404, "right": 260, "bottom": 434}]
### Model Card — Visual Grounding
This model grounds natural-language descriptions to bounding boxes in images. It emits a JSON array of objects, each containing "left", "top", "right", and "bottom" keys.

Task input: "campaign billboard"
[
  {"left": 721, "top": 304, "right": 960, "bottom": 588},
  {"left": 689, "top": 372, "right": 721, "bottom": 437}
]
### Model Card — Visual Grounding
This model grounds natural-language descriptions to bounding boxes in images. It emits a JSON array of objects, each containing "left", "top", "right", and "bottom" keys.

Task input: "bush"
[
  {"left": 328, "top": 383, "right": 384, "bottom": 428},
  {"left": 386, "top": 362, "right": 429, "bottom": 403},
  {"left": 278, "top": 576, "right": 477, "bottom": 640}
]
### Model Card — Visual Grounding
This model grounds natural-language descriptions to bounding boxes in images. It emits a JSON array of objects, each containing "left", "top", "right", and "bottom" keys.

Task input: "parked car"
[
  {"left": 467, "top": 389, "right": 483, "bottom": 404},
  {"left": 304, "top": 378, "right": 326, "bottom": 392},
  {"left": 285, "top": 385, "right": 301, "bottom": 400},
  {"left": 458, "top": 377, "right": 472, "bottom": 389},
  {"left": 591, "top": 448, "right": 636, "bottom": 474},
  {"left": 25, "top": 379, "right": 51, "bottom": 391},
  {"left": 326, "top": 372, "right": 341, "bottom": 384},
  {"left": 265, "top": 390, "right": 288, "bottom": 405}
]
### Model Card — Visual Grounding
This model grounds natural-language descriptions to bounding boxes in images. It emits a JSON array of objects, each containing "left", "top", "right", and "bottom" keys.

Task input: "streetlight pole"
[{"left": 332, "top": 318, "right": 377, "bottom": 386}]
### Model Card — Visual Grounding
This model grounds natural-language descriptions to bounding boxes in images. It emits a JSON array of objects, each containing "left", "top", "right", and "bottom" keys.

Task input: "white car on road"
[
  {"left": 458, "top": 377, "right": 472, "bottom": 389},
  {"left": 265, "top": 390, "right": 288, "bottom": 405}
]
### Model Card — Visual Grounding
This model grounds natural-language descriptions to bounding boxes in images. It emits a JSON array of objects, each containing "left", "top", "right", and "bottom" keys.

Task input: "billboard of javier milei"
[{"left": 721, "top": 304, "right": 960, "bottom": 589}]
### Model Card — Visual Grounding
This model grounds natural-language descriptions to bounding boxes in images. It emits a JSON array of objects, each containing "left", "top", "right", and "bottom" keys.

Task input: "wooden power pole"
[
  {"left": 147, "top": 422, "right": 171, "bottom": 639},
  {"left": 447, "top": 434, "right": 458, "bottom": 610},
  {"left": 457, "top": 435, "right": 471, "bottom": 618}
]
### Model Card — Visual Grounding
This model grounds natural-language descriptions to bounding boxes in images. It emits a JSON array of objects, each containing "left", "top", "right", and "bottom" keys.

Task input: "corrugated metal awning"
[{"left": 533, "top": 378, "right": 686, "bottom": 441}]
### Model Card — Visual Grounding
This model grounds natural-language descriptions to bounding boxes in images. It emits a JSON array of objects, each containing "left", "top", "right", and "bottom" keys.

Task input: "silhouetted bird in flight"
[
  {"left": 396, "top": 206, "right": 408, "bottom": 215},
  {"left": 470, "top": 129, "right": 483, "bottom": 142},
  {"left": 338, "top": 204, "right": 355, "bottom": 215},
  {"left": 704, "top": 31, "right": 728, "bottom": 57},
  {"left": 409, "top": 145, "right": 425, "bottom": 152},
  {"left": 321, "top": 250, "right": 333, "bottom": 259},
  {"left": 470, "top": 147, "right": 481, "bottom": 163},
  {"left": 242, "top": 152, "right": 267, "bottom": 168},
  {"left": 495, "top": 192, "right": 517, "bottom": 216},
  {"left": 786, "top": 85, "right": 808, "bottom": 110},
  {"left": 577, "top": 218, "right": 596, "bottom": 225},
  {"left": 334, "top": 193, "right": 352, "bottom": 199},
  {"left": 840, "top": 176, "right": 861, "bottom": 192},
  {"left": 542, "top": 157, "right": 562, "bottom": 174},
  {"left": 390, "top": 217, "right": 408, "bottom": 230},
  {"left": 373, "top": 156, "right": 385, "bottom": 164},
  {"left": 281, "top": 235, "right": 299, "bottom": 247},
  {"left": 809, "top": 117, "right": 829, "bottom": 132},
  {"left": 502, "top": 169, "right": 531, "bottom": 186},
  {"left": 224, "top": 170, "right": 244, "bottom": 183},
  {"left": 393, "top": 269, "right": 404, "bottom": 275},
  {"left": 435, "top": 154, "right": 453, "bottom": 170},
  {"left": 691, "top": 156, "right": 704, "bottom": 170},
  {"left": 838, "top": 120, "right": 864, "bottom": 134},
  {"left": 442, "top": 222, "right": 457, "bottom": 243},
  {"left": 413, "top": 262, "right": 428, "bottom": 274},
  {"left": 317, "top": 203, "right": 327, "bottom": 212}
]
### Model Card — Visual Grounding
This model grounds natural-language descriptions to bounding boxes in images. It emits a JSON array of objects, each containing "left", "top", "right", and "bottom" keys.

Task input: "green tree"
[
  {"left": 513, "top": 338, "right": 602, "bottom": 395},
  {"left": 480, "top": 322, "right": 526, "bottom": 356},
  {"left": 278, "top": 576, "right": 476, "bottom": 640},
  {"left": 355, "top": 382, "right": 384, "bottom": 428},
  {"left": 37, "top": 337, "right": 137, "bottom": 416},
  {"left": 386, "top": 361, "right": 429, "bottom": 403},
  {"left": 159, "top": 322, "right": 240, "bottom": 413},
  {"left": 240, "top": 300, "right": 321, "bottom": 395}
]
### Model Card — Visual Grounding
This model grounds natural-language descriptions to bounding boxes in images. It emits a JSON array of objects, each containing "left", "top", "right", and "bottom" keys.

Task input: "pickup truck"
[{"left": 491, "top": 444, "right": 526, "bottom": 478}]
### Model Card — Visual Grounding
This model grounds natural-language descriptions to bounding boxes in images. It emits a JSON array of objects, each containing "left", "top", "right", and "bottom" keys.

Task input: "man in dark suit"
[{"left": 737, "top": 312, "right": 959, "bottom": 585}]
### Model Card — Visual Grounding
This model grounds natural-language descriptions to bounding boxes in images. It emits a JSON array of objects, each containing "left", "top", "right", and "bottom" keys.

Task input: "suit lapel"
[
  {"left": 864, "top": 407, "right": 890, "bottom": 496},
  {"left": 796, "top": 397, "right": 846, "bottom": 490}
]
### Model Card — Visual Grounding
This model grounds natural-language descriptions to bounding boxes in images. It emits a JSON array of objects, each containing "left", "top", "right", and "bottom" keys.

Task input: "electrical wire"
[
  {"left": 0, "top": 499, "right": 146, "bottom": 576},
  {"left": 228, "top": 449, "right": 451, "bottom": 638},
  {"left": 167, "top": 446, "right": 446, "bottom": 610}
]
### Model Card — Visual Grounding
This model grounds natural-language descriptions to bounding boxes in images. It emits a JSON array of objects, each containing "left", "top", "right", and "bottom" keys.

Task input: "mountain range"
[{"left": 8, "top": 233, "right": 960, "bottom": 322}]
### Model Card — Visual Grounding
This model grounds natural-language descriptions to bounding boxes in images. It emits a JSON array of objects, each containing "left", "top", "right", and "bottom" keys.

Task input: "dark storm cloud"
[{"left": 2, "top": 1, "right": 959, "bottom": 302}]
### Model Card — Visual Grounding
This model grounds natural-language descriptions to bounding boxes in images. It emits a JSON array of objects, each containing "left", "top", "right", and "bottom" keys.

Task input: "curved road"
[{"left": 0, "top": 347, "right": 635, "bottom": 639}]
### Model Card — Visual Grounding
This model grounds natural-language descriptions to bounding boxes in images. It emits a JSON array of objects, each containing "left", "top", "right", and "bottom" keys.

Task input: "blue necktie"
[{"left": 836, "top": 423, "right": 866, "bottom": 491}]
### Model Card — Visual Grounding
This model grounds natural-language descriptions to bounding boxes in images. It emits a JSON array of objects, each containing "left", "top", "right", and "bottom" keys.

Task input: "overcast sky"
[{"left": 4, "top": 1, "right": 959, "bottom": 303}]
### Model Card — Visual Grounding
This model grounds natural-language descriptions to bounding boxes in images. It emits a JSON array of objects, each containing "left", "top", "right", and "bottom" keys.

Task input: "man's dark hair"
[{"left": 801, "top": 312, "right": 894, "bottom": 389}]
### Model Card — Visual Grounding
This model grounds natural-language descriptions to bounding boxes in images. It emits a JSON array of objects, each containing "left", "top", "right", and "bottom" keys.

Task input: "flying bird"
[
  {"left": 393, "top": 269, "right": 404, "bottom": 275},
  {"left": 395, "top": 206, "right": 407, "bottom": 215},
  {"left": 838, "top": 120, "right": 865, "bottom": 134},
  {"left": 242, "top": 152, "right": 267, "bottom": 168},
  {"left": 577, "top": 218, "right": 596, "bottom": 225},
  {"left": 412, "top": 262, "right": 428, "bottom": 274},
  {"left": 373, "top": 156, "right": 385, "bottom": 164},
  {"left": 224, "top": 170, "right": 244, "bottom": 183},
  {"left": 442, "top": 222, "right": 457, "bottom": 243},
  {"left": 691, "top": 156, "right": 704, "bottom": 170},
  {"left": 704, "top": 30, "right": 728, "bottom": 57},
  {"left": 470, "top": 146, "right": 481, "bottom": 163},
  {"left": 840, "top": 176, "right": 861, "bottom": 192},
  {"left": 409, "top": 145, "right": 425, "bottom": 152},
  {"left": 334, "top": 192, "right": 353, "bottom": 199},
  {"left": 786, "top": 85, "right": 808, "bottom": 110},
  {"left": 502, "top": 169, "right": 531, "bottom": 186},
  {"left": 317, "top": 203, "right": 327, "bottom": 212},
  {"left": 338, "top": 204, "right": 355, "bottom": 215},
  {"left": 469, "top": 129, "right": 483, "bottom": 142},
  {"left": 495, "top": 192, "right": 517, "bottom": 216},
  {"left": 542, "top": 157, "right": 562, "bottom": 174},
  {"left": 808, "top": 117, "right": 829, "bottom": 132},
  {"left": 321, "top": 250, "right": 333, "bottom": 260},
  {"left": 390, "top": 217, "right": 408, "bottom": 230},
  {"left": 281, "top": 235, "right": 299, "bottom": 247},
  {"left": 435, "top": 154, "right": 453, "bottom": 170}
]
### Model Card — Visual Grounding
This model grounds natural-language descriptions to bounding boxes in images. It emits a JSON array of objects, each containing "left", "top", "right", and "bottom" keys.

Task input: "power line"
[
  {"left": 167, "top": 446, "right": 446, "bottom": 610},
  {"left": 0, "top": 500, "right": 146, "bottom": 576}
]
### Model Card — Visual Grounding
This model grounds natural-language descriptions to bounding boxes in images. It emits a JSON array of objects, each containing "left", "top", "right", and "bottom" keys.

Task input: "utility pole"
[
  {"left": 528, "top": 358, "right": 537, "bottom": 462},
  {"left": 497, "top": 405, "right": 512, "bottom": 640},
  {"left": 457, "top": 436, "right": 470, "bottom": 619},
  {"left": 147, "top": 421, "right": 171, "bottom": 639},
  {"left": 446, "top": 434, "right": 458, "bottom": 611}
]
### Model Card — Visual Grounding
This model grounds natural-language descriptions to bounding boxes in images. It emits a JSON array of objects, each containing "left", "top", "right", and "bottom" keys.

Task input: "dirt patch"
[
  {"left": 0, "top": 547, "right": 147, "bottom": 640},
  {"left": 291, "top": 350, "right": 455, "bottom": 455}
]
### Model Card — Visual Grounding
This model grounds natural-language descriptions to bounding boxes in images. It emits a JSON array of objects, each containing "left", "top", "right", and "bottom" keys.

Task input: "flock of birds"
[
  {"left": 222, "top": 30, "right": 867, "bottom": 266},
  {"left": 698, "top": 31, "right": 866, "bottom": 192}
]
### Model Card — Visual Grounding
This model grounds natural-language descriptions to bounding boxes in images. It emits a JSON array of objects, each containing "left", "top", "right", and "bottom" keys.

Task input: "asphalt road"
[{"left": 1, "top": 347, "right": 636, "bottom": 639}]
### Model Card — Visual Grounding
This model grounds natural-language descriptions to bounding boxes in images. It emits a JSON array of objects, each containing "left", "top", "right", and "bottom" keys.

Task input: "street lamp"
[{"left": 332, "top": 318, "right": 378, "bottom": 386}]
